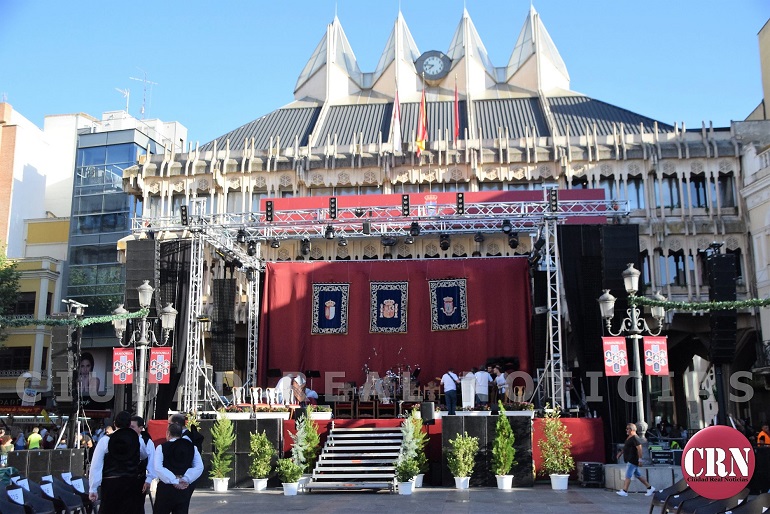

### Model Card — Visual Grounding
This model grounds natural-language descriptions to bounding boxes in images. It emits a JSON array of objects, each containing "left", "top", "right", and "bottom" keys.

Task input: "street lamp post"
[
  {"left": 598, "top": 263, "right": 666, "bottom": 433},
  {"left": 112, "top": 280, "right": 177, "bottom": 419}
]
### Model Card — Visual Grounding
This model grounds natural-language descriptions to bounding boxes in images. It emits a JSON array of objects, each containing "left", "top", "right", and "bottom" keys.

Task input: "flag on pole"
[
  {"left": 113, "top": 348, "right": 134, "bottom": 384},
  {"left": 643, "top": 336, "right": 669, "bottom": 376},
  {"left": 148, "top": 347, "right": 172, "bottom": 384},
  {"left": 602, "top": 336, "right": 629, "bottom": 376},
  {"left": 415, "top": 85, "right": 427, "bottom": 157},
  {"left": 391, "top": 90, "right": 402, "bottom": 152},
  {"left": 454, "top": 76, "right": 460, "bottom": 141}
]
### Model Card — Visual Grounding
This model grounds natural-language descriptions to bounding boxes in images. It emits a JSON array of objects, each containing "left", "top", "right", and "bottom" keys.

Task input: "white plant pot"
[
  {"left": 398, "top": 481, "right": 413, "bottom": 495},
  {"left": 297, "top": 474, "right": 312, "bottom": 493},
  {"left": 496, "top": 474, "right": 513, "bottom": 489},
  {"left": 252, "top": 478, "right": 268, "bottom": 491},
  {"left": 454, "top": 476, "right": 470, "bottom": 489},
  {"left": 549, "top": 473, "right": 569, "bottom": 490},
  {"left": 212, "top": 477, "right": 230, "bottom": 492},
  {"left": 413, "top": 473, "right": 424, "bottom": 488},
  {"left": 282, "top": 482, "right": 299, "bottom": 496}
]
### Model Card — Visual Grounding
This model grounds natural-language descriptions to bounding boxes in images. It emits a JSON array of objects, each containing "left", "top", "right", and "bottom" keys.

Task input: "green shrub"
[
  {"left": 538, "top": 405, "right": 575, "bottom": 476},
  {"left": 276, "top": 458, "right": 304, "bottom": 483},
  {"left": 209, "top": 412, "right": 236, "bottom": 479},
  {"left": 248, "top": 431, "right": 276, "bottom": 479},
  {"left": 492, "top": 401, "right": 518, "bottom": 476},
  {"left": 446, "top": 432, "right": 479, "bottom": 478},
  {"left": 394, "top": 457, "right": 420, "bottom": 482}
]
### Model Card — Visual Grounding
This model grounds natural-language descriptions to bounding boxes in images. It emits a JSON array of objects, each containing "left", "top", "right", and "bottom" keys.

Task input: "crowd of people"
[{"left": 439, "top": 363, "right": 511, "bottom": 415}]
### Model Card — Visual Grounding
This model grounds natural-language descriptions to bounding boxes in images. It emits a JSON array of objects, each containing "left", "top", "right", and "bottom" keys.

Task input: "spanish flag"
[{"left": 415, "top": 87, "right": 427, "bottom": 157}]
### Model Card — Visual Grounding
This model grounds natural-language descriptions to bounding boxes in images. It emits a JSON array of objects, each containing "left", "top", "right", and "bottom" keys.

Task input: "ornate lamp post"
[
  {"left": 597, "top": 263, "right": 666, "bottom": 431},
  {"left": 112, "top": 280, "right": 177, "bottom": 419}
]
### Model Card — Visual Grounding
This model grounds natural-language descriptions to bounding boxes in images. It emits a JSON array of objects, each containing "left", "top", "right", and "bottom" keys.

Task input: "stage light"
[
  {"left": 362, "top": 221, "right": 371, "bottom": 235},
  {"left": 324, "top": 225, "right": 335, "bottom": 239},
  {"left": 409, "top": 222, "right": 421, "bottom": 237},
  {"left": 245, "top": 268, "right": 255, "bottom": 281},
  {"left": 381, "top": 236, "right": 398, "bottom": 247},
  {"left": 472, "top": 250, "right": 482, "bottom": 257},
  {"left": 329, "top": 197, "right": 337, "bottom": 219},
  {"left": 237, "top": 229, "right": 247, "bottom": 243},
  {"left": 383, "top": 252, "right": 393, "bottom": 259},
  {"left": 456, "top": 192, "right": 465, "bottom": 215},
  {"left": 247, "top": 240, "right": 257, "bottom": 256},
  {"left": 265, "top": 200, "right": 274, "bottom": 222},
  {"left": 508, "top": 232, "right": 519, "bottom": 249},
  {"left": 354, "top": 207, "right": 365, "bottom": 218},
  {"left": 501, "top": 220, "right": 512, "bottom": 234},
  {"left": 548, "top": 188, "right": 558, "bottom": 213},
  {"left": 405, "top": 235, "right": 414, "bottom": 244},
  {"left": 439, "top": 234, "right": 451, "bottom": 251},
  {"left": 179, "top": 205, "right": 189, "bottom": 226},
  {"left": 534, "top": 236, "right": 545, "bottom": 251},
  {"left": 401, "top": 194, "right": 410, "bottom": 216},
  {"left": 270, "top": 239, "right": 280, "bottom": 249},
  {"left": 473, "top": 232, "right": 484, "bottom": 243},
  {"left": 337, "top": 236, "right": 347, "bottom": 247},
  {"left": 300, "top": 237, "right": 311, "bottom": 255}
]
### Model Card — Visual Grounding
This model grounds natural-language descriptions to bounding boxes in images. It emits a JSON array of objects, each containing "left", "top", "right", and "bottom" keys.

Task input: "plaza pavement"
[{"left": 172, "top": 484, "right": 656, "bottom": 514}]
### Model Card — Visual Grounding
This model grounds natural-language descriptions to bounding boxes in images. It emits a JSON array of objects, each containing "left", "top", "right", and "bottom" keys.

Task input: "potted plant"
[
  {"left": 248, "top": 430, "right": 276, "bottom": 491},
  {"left": 446, "top": 431, "right": 479, "bottom": 489},
  {"left": 406, "top": 410, "right": 429, "bottom": 487},
  {"left": 394, "top": 457, "right": 420, "bottom": 495},
  {"left": 538, "top": 405, "right": 575, "bottom": 490},
  {"left": 492, "top": 401, "right": 518, "bottom": 489},
  {"left": 290, "top": 410, "right": 320, "bottom": 491},
  {"left": 276, "top": 458, "right": 304, "bottom": 496},
  {"left": 209, "top": 411, "right": 236, "bottom": 492}
]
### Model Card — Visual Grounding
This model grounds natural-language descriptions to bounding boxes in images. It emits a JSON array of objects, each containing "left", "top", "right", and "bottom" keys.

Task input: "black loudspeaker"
[
  {"left": 27, "top": 450, "right": 50, "bottom": 481},
  {"left": 50, "top": 449, "right": 71, "bottom": 475},
  {"left": 420, "top": 402, "right": 435, "bottom": 425},
  {"left": 255, "top": 419, "right": 283, "bottom": 455},
  {"left": 441, "top": 416, "right": 463, "bottom": 487},
  {"left": 234, "top": 453, "right": 251, "bottom": 488},
  {"left": 7, "top": 451, "right": 28, "bottom": 476},
  {"left": 234, "top": 420, "right": 257, "bottom": 454},
  {"left": 708, "top": 254, "right": 737, "bottom": 364},
  {"left": 211, "top": 278, "right": 236, "bottom": 372},
  {"left": 125, "top": 240, "right": 157, "bottom": 312},
  {"left": 50, "top": 320, "right": 73, "bottom": 406}
]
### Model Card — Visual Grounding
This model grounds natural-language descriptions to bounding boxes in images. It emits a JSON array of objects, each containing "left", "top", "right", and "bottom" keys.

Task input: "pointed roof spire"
[
  {"left": 373, "top": 11, "right": 420, "bottom": 83},
  {"left": 295, "top": 15, "right": 363, "bottom": 95},
  {"left": 507, "top": 5, "right": 569, "bottom": 90},
  {"left": 447, "top": 8, "right": 496, "bottom": 79}
]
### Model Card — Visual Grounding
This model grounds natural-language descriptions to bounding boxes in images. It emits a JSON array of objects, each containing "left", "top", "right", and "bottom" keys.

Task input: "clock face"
[
  {"left": 416, "top": 51, "right": 451, "bottom": 80},
  {"left": 423, "top": 56, "right": 445, "bottom": 77}
]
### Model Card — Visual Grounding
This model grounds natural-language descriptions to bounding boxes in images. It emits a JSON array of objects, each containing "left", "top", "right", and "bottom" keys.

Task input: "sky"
[{"left": 1, "top": 1, "right": 768, "bottom": 146}]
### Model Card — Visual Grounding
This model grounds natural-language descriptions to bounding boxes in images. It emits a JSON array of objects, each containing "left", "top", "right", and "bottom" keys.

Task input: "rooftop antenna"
[
  {"left": 115, "top": 88, "right": 130, "bottom": 113},
  {"left": 129, "top": 68, "right": 158, "bottom": 119}
]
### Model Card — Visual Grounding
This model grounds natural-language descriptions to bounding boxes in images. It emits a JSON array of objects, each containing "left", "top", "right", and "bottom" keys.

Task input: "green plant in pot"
[
  {"left": 492, "top": 401, "right": 518, "bottom": 489},
  {"left": 446, "top": 431, "right": 479, "bottom": 489},
  {"left": 209, "top": 412, "right": 236, "bottom": 491},
  {"left": 538, "top": 404, "right": 575, "bottom": 490},
  {"left": 276, "top": 457, "right": 304, "bottom": 495},
  {"left": 394, "top": 457, "right": 420, "bottom": 483},
  {"left": 290, "top": 409, "right": 320, "bottom": 473},
  {"left": 249, "top": 430, "right": 276, "bottom": 490}
]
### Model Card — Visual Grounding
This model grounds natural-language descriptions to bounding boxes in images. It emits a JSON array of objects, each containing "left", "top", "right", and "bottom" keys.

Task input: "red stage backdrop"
[{"left": 259, "top": 257, "right": 531, "bottom": 393}]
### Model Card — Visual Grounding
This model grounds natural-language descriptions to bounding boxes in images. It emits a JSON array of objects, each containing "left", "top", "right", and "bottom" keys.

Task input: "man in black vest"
[
  {"left": 153, "top": 422, "right": 203, "bottom": 514},
  {"left": 88, "top": 411, "right": 146, "bottom": 514},
  {"left": 130, "top": 415, "right": 155, "bottom": 513},
  {"left": 169, "top": 413, "right": 203, "bottom": 453}
]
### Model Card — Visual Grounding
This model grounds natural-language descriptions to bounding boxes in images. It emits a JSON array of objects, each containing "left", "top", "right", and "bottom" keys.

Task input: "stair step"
[
  {"left": 315, "top": 466, "right": 394, "bottom": 472},
  {"left": 318, "top": 458, "right": 396, "bottom": 464},
  {"left": 309, "top": 473, "right": 395, "bottom": 479},
  {"left": 329, "top": 433, "right": 402, "bottom": 439},
  {"left": 305, "top": 481, "right": 394, "bottom": 491},
  {"left": 323, "top": 446, "right": 402, "bottom": 451},
  {"left": 321, "top": 453, "right": 400, "bottom": 458},
  {"left": 330, "top": 427, "right": 402, "bottom": 432},
  {"left": 328, "top": 439, "right": 402, "bottom": 445}
]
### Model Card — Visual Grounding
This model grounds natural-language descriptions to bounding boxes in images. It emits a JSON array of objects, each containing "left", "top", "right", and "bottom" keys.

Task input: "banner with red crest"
[
  {"left": 112, "top": 348, "right": 134, "bottom": 384},
  {"left": 148, "top": 347, "right": 172, "bottom": 384},
  {"left": 602, "top": 337, "right": 629, "bottom": 376},
  {"left": 643, "top": 336, "right": 670, "bottom": 376}
]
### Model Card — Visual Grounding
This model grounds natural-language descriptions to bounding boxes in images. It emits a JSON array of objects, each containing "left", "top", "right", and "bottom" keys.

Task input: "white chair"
[
  {"left": 275, "top": 376, "right": 294, "bottom": 405},
  {"left": 250, "top": 387, "right": 263, "bottom": 407},
  {"left": 264, "top": 387, "right": 278, "bottom": 406}
]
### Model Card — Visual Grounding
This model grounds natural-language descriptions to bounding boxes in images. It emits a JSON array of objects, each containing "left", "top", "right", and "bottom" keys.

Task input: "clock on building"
[{"left": 415, "top": 50, "right": 452, "bottom": 81}]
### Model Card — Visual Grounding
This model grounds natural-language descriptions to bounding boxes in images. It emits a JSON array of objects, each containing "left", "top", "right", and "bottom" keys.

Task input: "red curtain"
[{"left": 258, "top": 258, "right": 531, "bottom": 393}]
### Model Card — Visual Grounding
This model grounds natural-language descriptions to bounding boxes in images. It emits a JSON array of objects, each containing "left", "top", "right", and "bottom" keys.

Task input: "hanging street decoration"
[
  {"left": 631, "top": 296, "right": 770, "bottom": 312},
  {"left": 0, "top": 308, "right": 149, "bottom": 328}
]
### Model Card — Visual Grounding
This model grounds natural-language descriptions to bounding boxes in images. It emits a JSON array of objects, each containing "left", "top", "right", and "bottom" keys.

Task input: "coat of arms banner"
[
  {"left": 370, "top": 281, "right": 408, "bottom": 333},
  {"left": 311, "top": 283, "right": 349, "bottom": 335},
  {"left": 429, "top": 278, "right": 468, "bottom": 331}
]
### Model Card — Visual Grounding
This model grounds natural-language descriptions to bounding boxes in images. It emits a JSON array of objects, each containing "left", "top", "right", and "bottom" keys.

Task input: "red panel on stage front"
[
  {"left": 259, "top": 258, "right": 531, "bottom": 392},
  {"left": 532, "top": 417, "right": 605, "bottom": 473}
]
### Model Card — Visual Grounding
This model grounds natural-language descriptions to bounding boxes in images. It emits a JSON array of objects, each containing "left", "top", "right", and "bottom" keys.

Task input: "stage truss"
[{"left": 132, "top": 192, "right": 626, "bottom": 413}]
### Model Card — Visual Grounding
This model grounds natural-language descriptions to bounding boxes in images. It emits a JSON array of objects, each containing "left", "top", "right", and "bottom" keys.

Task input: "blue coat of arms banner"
[
  {"left": 429, "top": 278, "right": 468, "bottom": 331},
  {"left": 370, "top": 281, "right": 408, "bottom": 333},
  {"left": 311, "top": 283, "right": 349, "bottom": 335}
]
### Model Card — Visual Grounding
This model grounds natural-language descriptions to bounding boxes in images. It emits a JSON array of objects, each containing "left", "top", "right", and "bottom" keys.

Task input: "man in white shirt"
[
  {"left": 153, "top": 422, "right": 204, "bottom": 514},
  {"left": 88, "top": 411, "right": 148, "bottom": 514},
  {"left": 494, "top": 366, "right": 508, "bottom": 400},
  {"left": 440, "top": 368, "right": 460, "bottom": 415},
  {"left": 474, "top": 366, "right": 493, "bottom": 407}
]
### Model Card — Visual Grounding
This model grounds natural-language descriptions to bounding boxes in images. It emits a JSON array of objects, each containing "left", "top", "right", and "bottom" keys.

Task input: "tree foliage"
[{"left": 0, "top": 248, "right": 21, "bottom": 342}]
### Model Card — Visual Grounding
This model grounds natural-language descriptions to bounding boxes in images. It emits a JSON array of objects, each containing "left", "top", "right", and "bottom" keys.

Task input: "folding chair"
[
  {"left": 333, "top": 385, "right": 355, "bottom": 419},
  {"left": 648, "top": 479, "right": 689, "bottom": 514},
  {"left": 0, "top": 494, "right": 25, "bottom": 514},
  {"left": 6, "top": 483, "right": 56, "bottom": 514},
  {"left": 661, "top": 487, "right": 699, "bottom": 513},
  {"left": 719, "top": 492, "right": 770, "bottom": 514}
]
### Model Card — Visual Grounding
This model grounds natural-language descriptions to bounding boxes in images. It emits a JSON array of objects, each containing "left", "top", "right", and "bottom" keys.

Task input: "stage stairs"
[{"left": 304, "top": 424, "right": 402, "bottom": 492}]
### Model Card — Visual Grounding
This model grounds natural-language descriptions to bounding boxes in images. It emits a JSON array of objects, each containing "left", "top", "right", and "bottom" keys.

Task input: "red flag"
[
  {"left": 602, "top": 337, "right": 629, "bottom": 376},
  {"left": 454, "top": 77, "right": 459, "bottom": 141},
  {"left": 643, "top": 336, "right": 669, "bottom": 376},
  {"left": 415, "top": 87, "right": 427, "bottom": 157},
  {"left": 112, "top": 348, "right": 134, "bottom": 384},
  {"left": 148, "top": 347, "right": 172, "bottom": 384}
]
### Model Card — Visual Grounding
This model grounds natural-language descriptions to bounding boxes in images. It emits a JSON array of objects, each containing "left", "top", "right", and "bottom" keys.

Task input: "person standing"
[
  {"left": 14, "top": 429, "right": 26, "bottom": 450},
  {"left": 758, "top": 424, "right": 770, "bottom": 446},
  {"left": 474, "top": 366, "right": 493, "bottom": 407},
  {"left": 88, "top": 411, "right": 146, "bottom": 514},
  {"left": 440, "top": 368, "right": 460, "bottom": 415},
  {"left": 494, "top": 366, "right": 508, "bottom": 401},
  {"left": 153, "top": 422, "right": 203, "bottom": 514},
  {"left": 616, "top": 423, "right": 655, "bottom": 497},
  {"left": 169, "top": 414, "right": 203, "bottom": 454},
  {"left": 27, "top": 427, "right": 43, "bottom": 449},
  {"left": 131, "top": 416, "right": 155, "bottom": 513}
]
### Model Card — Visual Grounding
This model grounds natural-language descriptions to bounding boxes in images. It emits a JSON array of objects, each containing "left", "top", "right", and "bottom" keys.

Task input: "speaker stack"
[{"left": 707, "top": 253, "right": 737, "bottom": 364}]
